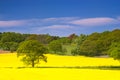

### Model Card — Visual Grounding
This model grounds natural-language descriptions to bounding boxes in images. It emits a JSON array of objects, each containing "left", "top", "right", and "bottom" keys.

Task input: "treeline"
[
  {"left": 0, "top": 29, "right": 120, "bottom": 58},
  {"left": 0, "top": 32, "right": 60, "bottom": 52},
  {"left": 72, "top": 29, "right": 120, "bottom": 57}
]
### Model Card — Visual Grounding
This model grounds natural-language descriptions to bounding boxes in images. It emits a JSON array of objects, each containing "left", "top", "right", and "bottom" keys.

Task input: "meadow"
[{"left": 0, "top": 53, "right": 120, "bottom": 80}]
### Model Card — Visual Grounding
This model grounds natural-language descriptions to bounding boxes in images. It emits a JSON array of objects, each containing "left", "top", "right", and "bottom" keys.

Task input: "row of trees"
[
  {"left": 1, "top": 30, "right": 120, "bottom": 57},
  {"left": 0, "top": 32, "right": 60, "bottom": 52},
  {"left": 0, "top": 32, "right": 75, "bottom": 54}
]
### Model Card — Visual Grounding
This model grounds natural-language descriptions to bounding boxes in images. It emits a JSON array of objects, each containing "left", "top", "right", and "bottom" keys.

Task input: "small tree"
[{"left": 17, "top": 40, "right": 47, "bottom": 67}]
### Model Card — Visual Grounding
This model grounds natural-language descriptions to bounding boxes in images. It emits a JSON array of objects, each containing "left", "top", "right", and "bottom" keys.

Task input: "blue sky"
[{"left": 0, "top": 0, "right": 120, "bottom": 36}]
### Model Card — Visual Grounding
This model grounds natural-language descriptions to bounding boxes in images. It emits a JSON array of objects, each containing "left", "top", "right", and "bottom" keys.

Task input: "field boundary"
[{"left": 0, "top": 66, "right": 120, "bottom": 70}]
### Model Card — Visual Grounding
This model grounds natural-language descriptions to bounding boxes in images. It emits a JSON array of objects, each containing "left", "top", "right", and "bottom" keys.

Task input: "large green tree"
[{"left": 17, "top": 40, "right": 47, "bottom": 67}]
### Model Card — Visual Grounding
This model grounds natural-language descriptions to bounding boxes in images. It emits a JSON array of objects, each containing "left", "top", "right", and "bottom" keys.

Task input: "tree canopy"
[
  {"left": 48, "top": 40, "right": 62, "bottom": 53},
  {"left": 17, "top": 40, "right": 48, "bottom": 67},
  {"left": 109, "top": 42, "right": 120, "bottom": 61},
  {"left": 1, "top": 29, "right": 120, "bottom": 59}
]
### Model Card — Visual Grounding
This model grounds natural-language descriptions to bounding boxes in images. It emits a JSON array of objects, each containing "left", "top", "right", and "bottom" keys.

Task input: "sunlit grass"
[{"left": 0, "top": 53, "right": 120, "bottom": 80}]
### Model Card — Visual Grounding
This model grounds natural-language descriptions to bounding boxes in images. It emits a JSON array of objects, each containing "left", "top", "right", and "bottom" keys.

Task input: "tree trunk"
[{"left": 32, "top": 60, "right": 35, "bottom": 67}]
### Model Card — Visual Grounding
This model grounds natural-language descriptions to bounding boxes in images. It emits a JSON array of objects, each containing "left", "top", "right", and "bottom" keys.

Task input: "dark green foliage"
[
  {"left": 1, "top": 32, "right": 25, "bottom": 43},
  {"left": 71, "top": 34, "right": 87, "bottom": 56},
  {"left": 59, "top": 37, "right": 71, "bottom": 45},
  {"left": 80, "top": 40, "right": 100, "bottom": 56},
  {"left": 26, "top": 34, "right": 60, "bottom": 44},
  {"left": 109, "top": 42, "right": 120, "bottom": 60},
  {"left": 74, "top": 34, "right": 87, "bottom": 46},
  {"left": 72, "top": 29, "right": 120, "bottom": 57},
  {"left": 79, "top": 33, "right": 101, "bottom": 56},
  {"left": 48, "top": 40, "right": 62, "bottom": 54},
  {"left": 26, "top": 34, "right": 39, "bottom": 41},
  {"left": 37, "top": 34, "right": 60, "bottom": 44},
  {"left": 9, "top": 42, "right": 19, "bottom": 53},
  {"left": 0, "top": 42, "right": 18, "bottom": 52},
  {"left": 0, "top": 32, "right": 59, "bottom": 52},
  {"left": 48, "top": 40, "right": 67, "bottom": 55},
  {"left": 0, "top": 32, "right": 2, "bottom": 40},
  {"left": 17, "top": 40, "right": 47, "bottom": 67},
  {"left": 1, "top": 29, "right": 120, "bottom": 58},
  {"left": 0, "top": 32, "right": 25, "bottom": 51},
  {"left": 71, "top": 47, "right": 80, "bottom": 56},
  {"left": 96, "top": 31, "right": 111, "bottom": 55}
]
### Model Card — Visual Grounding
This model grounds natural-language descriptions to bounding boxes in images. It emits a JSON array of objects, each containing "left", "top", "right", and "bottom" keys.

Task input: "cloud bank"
[
  {"left": 0, "top": 17, "right": 119, "bottom": 27},
  {"left": 69, "top": 17, "right": 119, "bottom": 26},
  {"left": 0, "top": 17, "right": 120, "bottom": 36}
]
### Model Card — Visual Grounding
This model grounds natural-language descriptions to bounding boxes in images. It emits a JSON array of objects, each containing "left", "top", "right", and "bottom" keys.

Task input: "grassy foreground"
[{"left": 0, "top": 53, "right": 120, "bottom": 80}]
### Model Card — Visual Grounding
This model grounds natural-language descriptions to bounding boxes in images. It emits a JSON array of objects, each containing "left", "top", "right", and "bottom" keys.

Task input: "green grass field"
[{"left": 0, "top": 53, "right": 120, "bottom": 80}]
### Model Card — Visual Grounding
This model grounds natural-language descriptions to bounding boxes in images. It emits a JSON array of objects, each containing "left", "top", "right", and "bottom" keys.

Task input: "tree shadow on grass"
[
  {"left": 1, "top": 66, "right": 120, "bottom": 70},
  {"left": 95, "top": 66, "right": 120, "bottom": 70},
  {"left": 17, "top": 66, "right": 120, "bottom": 70}
]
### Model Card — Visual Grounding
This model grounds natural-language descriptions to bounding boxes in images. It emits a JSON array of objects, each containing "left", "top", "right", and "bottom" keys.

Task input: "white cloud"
[
  {"left": 44, "top": 25, "right": 73, "bottom": 29},
  {"left": 33, "top": 25, "right": 74, "bottom": 32},
  {"left": 0, "top": 20, "right": 26, "bottom": 27},
  {"left": 0, "top": 17, "right": 78, "bottom": 28},
  {"left": 0, "top": 17, "right": 119, "bottom": 29},
  {"left": 69, "top": 17, "right": 119, "bottom": 26},
  {"left": 42, "top": 17, "right": 78, "bottom": 22}
]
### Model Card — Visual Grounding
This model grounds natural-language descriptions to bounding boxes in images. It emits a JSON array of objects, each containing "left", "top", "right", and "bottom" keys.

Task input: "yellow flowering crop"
[{"left": 0, "top": 53, "right": 120, "bottom": 80}]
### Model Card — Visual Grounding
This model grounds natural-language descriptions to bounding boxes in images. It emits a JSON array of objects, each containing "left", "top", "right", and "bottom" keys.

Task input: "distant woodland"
[{"left": 0, "top": 29, "right": 120, "bottom": 57}]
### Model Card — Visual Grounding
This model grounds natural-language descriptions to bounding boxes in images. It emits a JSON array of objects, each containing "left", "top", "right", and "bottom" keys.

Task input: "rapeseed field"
[{"left": 0, "top": 53, "right": 120, "bottom": 80}]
